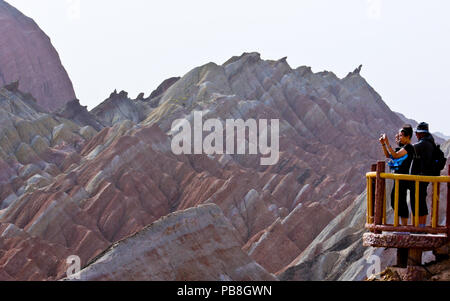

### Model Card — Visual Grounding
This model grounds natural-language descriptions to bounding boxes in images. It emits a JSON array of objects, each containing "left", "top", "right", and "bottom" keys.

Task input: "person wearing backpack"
[
  {"left": 410, "top": 122, "right": 443, "bottom": 227},
  {"left": 379, "top": 125, "right": 415, "bottom": 226}
]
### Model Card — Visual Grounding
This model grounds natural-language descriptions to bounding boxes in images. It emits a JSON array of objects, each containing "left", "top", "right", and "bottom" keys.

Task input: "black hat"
[{"left": 415, "top": 122, "right": 430, "bottom": 133}]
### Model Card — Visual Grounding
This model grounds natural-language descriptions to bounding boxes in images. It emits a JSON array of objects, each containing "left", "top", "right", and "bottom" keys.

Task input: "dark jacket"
[{"left": 412, "top": 134, "right": 435, "bottom": 176}]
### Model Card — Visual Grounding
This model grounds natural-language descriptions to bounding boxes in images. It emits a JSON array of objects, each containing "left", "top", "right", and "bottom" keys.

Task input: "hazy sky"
[{"left": 7, "top": 0, "right": 450, "bottom": 136}]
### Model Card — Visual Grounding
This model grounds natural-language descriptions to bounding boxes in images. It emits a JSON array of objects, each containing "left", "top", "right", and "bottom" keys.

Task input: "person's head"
[
  {"left": 398, "top": 124, "right": 413, "bottom": 145},
  {"left": 415, "top": 122, "right": 430, "bottom": 140}
]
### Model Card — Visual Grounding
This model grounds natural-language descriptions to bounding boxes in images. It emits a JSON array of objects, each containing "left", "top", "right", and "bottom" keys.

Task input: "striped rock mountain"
[
  {"left": 0, "top": 50, "right": 413, "bottom": 280},
  {"left": 0, "top": 0, "right": 76, "bottom": 111},
  {"left": 69, "top": 204, "right": 276, "bottom": 281},
  {"left": 0, "top": 85, "right": 99, "bottom": 210}
]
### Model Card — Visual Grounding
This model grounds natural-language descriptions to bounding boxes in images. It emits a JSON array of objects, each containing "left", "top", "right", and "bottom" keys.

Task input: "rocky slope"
[
  {"left": 0, "top": 85, "right": 101, "bottom": 280},
  {"left": 0, "top": 84, "right": 97, "bottom": 210},
  {"left": 69, "top": 204, "right": 276, "bottom": 281},
  {"left": 0, "top": 1, "right": 76, "bottom": 111},
  {"left": 0, "top": 51, "right": 413, "bottom": 280},
  {"left": 278, "top": 191, "right": 397, "bottom": 281}
]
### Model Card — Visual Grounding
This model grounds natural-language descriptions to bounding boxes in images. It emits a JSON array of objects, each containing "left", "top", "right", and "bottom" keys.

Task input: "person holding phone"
[{"left": 379, "top": 125, "right": 416, "bottom": 226}]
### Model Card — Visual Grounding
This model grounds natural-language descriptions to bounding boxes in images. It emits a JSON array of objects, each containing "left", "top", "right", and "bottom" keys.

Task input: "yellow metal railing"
[{"left": 366, "top": 162, "right": 450, "bottom": 235}]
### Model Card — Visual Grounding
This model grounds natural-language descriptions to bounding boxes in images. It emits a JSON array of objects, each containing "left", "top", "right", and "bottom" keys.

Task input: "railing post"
[
  {"left": 374, "top": 161, "right": 385, "bottom": 231},
  {"left": 367, "top": 164, "right": 377, "bottom": 225},
  {"left": 415, "top": 181, "right": 420, "bottom": 227},
  {"left": 371, "top": 164, "right": 377, "bottom": 207},
  {"left": 383, "top": 187, "right": 387, "bottom": 225},
  {"left": 394, "top": 179, "right": 400, "bottom": 227},
  {"left": 447, "top": 165, "right": 450, "bottom": 237},
  {"left": 432, "top": 182, "right": 439, "bottom": 228},
  {"left": 367, "top": 177, "right": 372, "bottom": 224},
  {"left": 408, "top": 248, "right": 423, "bottom": 266}
]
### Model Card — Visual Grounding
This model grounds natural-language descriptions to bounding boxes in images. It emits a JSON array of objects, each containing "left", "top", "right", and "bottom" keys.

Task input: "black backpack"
[{"left": 431, "top": 144, "right": 447, "bottom": 176}]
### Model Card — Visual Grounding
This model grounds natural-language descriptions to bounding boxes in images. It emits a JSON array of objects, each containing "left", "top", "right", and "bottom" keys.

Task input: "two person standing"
[{"left": 379, "top": 122, "right": 435, "bottom": 227}]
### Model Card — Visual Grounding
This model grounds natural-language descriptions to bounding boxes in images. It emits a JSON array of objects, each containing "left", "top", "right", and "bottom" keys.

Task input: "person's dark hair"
[
  {"left": 415, "top": 122, "right": 430, "bottom": 139},
  {"left": 416, "top": 122, "right": 430, "bottom": 134},
  {"left": 401, "top": 124, "right": 413, "bottom": 139}
]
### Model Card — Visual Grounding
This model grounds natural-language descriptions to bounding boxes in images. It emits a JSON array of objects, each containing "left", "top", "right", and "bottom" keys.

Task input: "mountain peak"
[
  {"left": 223, "top": 51, "right": 261, "bottom": 66},
  {"left": 109, "top": 89, "right": 128, "bottom": 99},
  {"left": 345, "top": 64, "right": 363, "bottom": 78}
]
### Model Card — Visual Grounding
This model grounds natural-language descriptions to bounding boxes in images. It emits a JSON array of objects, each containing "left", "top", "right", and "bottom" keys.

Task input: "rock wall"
[
  {"left": 69, "top": 204, "right": 276, "bottom": 281},
  {"left": 0, "top": 0, "right": 76, "bottom": 111}
]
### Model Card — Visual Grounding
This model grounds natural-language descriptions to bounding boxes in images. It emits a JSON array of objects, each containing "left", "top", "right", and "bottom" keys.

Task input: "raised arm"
[
  {"left": 379, "top": 135, "right": 390, "bottom": 159},
  {"left": 382, "top": 135, "right": 407, "bottom": 159}
]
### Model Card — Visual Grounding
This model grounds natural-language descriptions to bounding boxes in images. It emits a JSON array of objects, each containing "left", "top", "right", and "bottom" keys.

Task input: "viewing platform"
[{"left": 363, "top": 162, "right": 450, "bottom": 279}]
